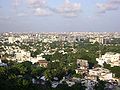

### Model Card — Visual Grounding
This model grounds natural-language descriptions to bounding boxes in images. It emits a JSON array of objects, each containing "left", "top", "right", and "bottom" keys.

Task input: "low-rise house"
[
  {"left": 75, "top": 59, "right": 88, "bottom": 75},
  {"left": 51, "top": 77, "right": 59, "bottom": 88},
  {"left": 89, "top": 37, "right": 105, "bottom": 44},
  {"left": 96, "top": 52, "right": 120, "bottom": 67},
  {"left": 30, "top": 55, "right": 46, "bottom": 64},
  {"left": 0, "top": 59, "right": 7, "bottom": 67},
  {"left": 66, "top": 80, "right": 75, "bottom": 87},
  {"left": 89, "top": 67, "right": 113, "bottom": 81},
  {"left": 30, "top": 58, "right": 39, "bottom": 64},
  {"left": 81, "top": 79, "right": 97, "bottom": 90},
  {"left": 37, "top": 60, "right": 48, "bottom": 68},
  {"left": 15, "top": 50, "right": 31, "bottom": 62}
]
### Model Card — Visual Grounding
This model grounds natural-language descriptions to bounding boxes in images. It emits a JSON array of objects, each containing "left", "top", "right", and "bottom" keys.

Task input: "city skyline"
[{"left": 0, "top": 0, "right": 120, "bottom": 32}]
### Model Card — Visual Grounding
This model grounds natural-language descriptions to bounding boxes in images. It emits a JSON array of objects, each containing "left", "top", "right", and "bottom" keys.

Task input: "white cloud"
[
  {"left": 26, "top": 0, "right": 51, "bottom": 16},
  {"left": 11, "top": 0, "right": 81, "bottom": 17},
  {"left": 56, "top": 0, "right": 81, "bottom": 17},
  {"left": 13, "top": 0, "right": 21, "bottom": 7},
  {"left": 0, "top": 16, "right": 11, "bottom": 21},
  {"left": 34, "top": 8, "right": 51, "bottom": 16},
  {"left": 17, "top": 12, "right": 28, "bottom": 17},
  {"left": 62, "top": 12, "right": 78, "bottom": 17},
  {"left": 110, "top": 0, "right": 120, "bottom": 4},
  {"left": 97, "top": 0, "right": 120, "bottom": 13},
  {"left": 0, "top": 7, "right": 4, "bottom": 16},
  {"left": 27, "top": 0, "right": 47, "bottom": 8},
  {"left": 12, "top": 0, "right": 50, "bottom": 16}
]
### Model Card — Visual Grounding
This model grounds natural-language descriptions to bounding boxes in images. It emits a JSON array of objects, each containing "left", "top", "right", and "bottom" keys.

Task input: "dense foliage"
[{"left": 0, "top": 61, "right": 86, "bottom": 90}]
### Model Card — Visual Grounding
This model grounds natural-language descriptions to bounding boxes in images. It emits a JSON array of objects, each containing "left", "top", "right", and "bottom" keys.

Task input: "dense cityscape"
[
  {"left": 0, "top": 32, "right": 120, "bottom": 90},
  {"left": 1, "top": 0, "right": 120, "bottom": 89}
]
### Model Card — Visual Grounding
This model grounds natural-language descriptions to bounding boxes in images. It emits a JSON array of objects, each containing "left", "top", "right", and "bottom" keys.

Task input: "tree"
[
  {"left": 94, "top": 80, "right": 106, "bottom": 90},
  {"left": 103, "top": 62, "right": 111, "bottom": 69},
  {"left": 31, "top": 66, "right": 45, "bottom": 76},
  {"left": 71, "top": 83, "right": 86, "bottom": 90},
  {"left": 110, "top": 66, "right": 120, "bottom": 78},
  {"left": 55, "top": 82, "right": 69, "bottom": 90}
]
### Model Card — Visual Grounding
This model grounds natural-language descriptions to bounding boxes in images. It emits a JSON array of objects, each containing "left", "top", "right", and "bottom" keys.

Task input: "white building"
[
  {"left": 96, "top": 52, "right": 120, "bottom": 67},
  {"left": 15, "top": 50, "right": 31, "bottom": 62},
  {"left": 0, "top": 59, "right": 7, "bottom": 66},
  {"left": 8, "top": 37, "right": 15, "bottom": 43},
  {"left": 77, "top": 59, "right": 88, "bottom": 69},
  {"left": 30, "top": 55, "right": 46, "bottom": 64},
  {"left": 75, "top": 59, "right": 88, "bottom": 74},
  {"left": 89, "top": 67, "right": 113, "bottom": 81},
  {"left": 89, "top": 37, "right": 104, "bottom": 44}
]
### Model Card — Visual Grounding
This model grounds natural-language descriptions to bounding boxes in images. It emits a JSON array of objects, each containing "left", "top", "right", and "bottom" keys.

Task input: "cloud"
[
  {"left": 0, "top": 6, "right": 4, "bottom": 16},
  {"left": 62, "top": 12, "right": 78, "bottom": 17},
  {"left": 12, "top": 0, "right": 50, "bottom": 16},
  {"left": 97, "top": 0, "right": 120, "bottom": 13},
  {"left": 0, "top": 16, "right": 11, "bottom": 21},
  {"left": 34, "top": 8, "right": 51, "bottom": 16},
  {"left": 110, "top": 0, "right": 120, "bottom": 4},
  {"left": 27, "top": 0, "right": 51, "bottom": 16},
  {"left": 56, "top": 0, "right": 81, "bottom": 17},
  {"left": 13, "top": 0, "right": 21, "bottom": 7},
  {"left": 27, "top": 0, "right": 47, "bottom": 8},
  {"left": 11, "top": 0, "right": 81, "bottom": 17},
  {"left": 17, "top": 12, "right": 28, "bottom": 17}
]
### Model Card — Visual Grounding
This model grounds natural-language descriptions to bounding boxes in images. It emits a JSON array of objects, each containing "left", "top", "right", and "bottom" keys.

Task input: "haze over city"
[{"left": 0, "top": 0, "right": 120, "bottom": 32}]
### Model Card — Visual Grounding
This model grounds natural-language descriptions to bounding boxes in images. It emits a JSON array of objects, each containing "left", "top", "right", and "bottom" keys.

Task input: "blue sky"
[{"left": 0, "top": 0, "right": 120, "bottom": 32}]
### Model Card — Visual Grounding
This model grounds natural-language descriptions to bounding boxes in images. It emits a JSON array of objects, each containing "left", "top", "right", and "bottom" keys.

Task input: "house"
[
  {"left": 0, "top": 59, "right": 7, "bottom": 67},
  {"left": 66, "top": 80, "right": 75, "bottom": 87},
  {"left": 96, "top": 52, "right": 120, "bottom": 67},
  {"left": 77, "top": 59, "right": 88, "bottom": 69},
  {"left": 81, "top": 79, "right": 97, "bottom": 90},
  {"left": 51, "top": 77, "right": 59, "bottom": 88},
  {"left": 75, "top": 59, "right": 88, "bottom": 75},
  {"left": 37, "top": 60, "right": 48, "bottom": 68},
  {"left": 89, "top": 67, "right": 113, "bottom": 81},
  {"left": 15, "top": 50, "right": 31, "bottom": 62},
  {"left": 89, "top": 36, "right": 105, "bottom": 44},
  {"left": 8, "top": 37, "right": 15, "bottom": 43},
  {"left": 51, "top": 81, "right": 59, "bottom": 88}
]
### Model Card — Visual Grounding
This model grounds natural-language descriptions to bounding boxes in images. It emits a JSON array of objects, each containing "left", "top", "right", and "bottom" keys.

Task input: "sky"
[{"left": 0, "top": 0, "right": 120, "bottom": 32}]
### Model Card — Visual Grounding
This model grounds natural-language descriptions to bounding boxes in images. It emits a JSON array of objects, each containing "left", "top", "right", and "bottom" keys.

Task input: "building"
[
  {"left": 8, "top": 37, "right": 15, "bottom": 43},
  {"left": 30, "top": 55, "right": 46, "bottom": 64},
  {"left": 96, "top": 52, "right": 120, "bottom": 67},
  {"left": 77, "top": 59, "right": 88, "bottom": 69},
  {"left": 89, "top": 67, "right": 113, "bottom": 81},
  {"left": 89, "top": 37, "right": 105, "bottom": 44},
  {"left": 15, "top": 50, "right": 31, "bottom": 62},
  {"left": 75, "top": 59, "right": 88, "bottom": 75},
  {"left": 0, "top": 59, "right": 7, "bottom": 67},
  {"left": 37, "top": 60, "right": 48, "bottom": 68}
]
